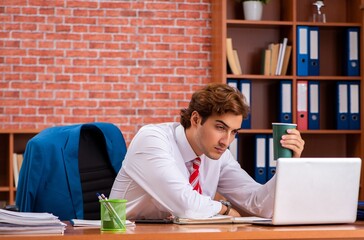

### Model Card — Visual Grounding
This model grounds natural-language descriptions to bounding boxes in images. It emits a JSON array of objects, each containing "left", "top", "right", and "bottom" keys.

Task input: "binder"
[
  {"left": 279, "top": 81, "right": 292, "bottom": 123},
  {"left": 297, "top": 81, "right": 308, "bottom": 130},
  {"left": 266, "top": 134, "right": 276, "bottom": 181},
  {"left": 308, "top": 27, "right": 320, "bottom": 76},
  {"left": 255, "top": 135, "right": 267, "bottom": 184},
  {"left": 297, "top": 26, "right": 309, "bottom": 76},
  {"left": 229, "top": 135, "right": 239, "bottom": 161},
  {"left": 227, "top": 79, "right": 239, "bottom": 90},
  {"left": 345, "top": 28, "right": 360, "bottom": 76},
  {"left": 240, "top": 80, "right": 251, "bottom": 129},
  {"left": 336, "top": 82, "right": 349, "bottom": 129},
  {"left": 349, "top": 81, "right": 360, "bottom": 130},
  {"left": 308, "top": 81, "right": 320, "bottom": 130}
]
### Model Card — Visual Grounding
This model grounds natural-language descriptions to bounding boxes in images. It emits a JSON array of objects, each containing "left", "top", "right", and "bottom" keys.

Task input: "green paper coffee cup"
[
  {"left": 272, "top": 123, "right": 297, "bottom": 160},
  {"left": 100, "top": 199, "right": 127, "bottom": 232}
]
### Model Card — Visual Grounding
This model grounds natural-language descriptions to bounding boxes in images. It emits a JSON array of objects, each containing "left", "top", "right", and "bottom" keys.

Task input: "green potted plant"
[{"left": 238, "top": 0, "right": 270, "bottom": 20}]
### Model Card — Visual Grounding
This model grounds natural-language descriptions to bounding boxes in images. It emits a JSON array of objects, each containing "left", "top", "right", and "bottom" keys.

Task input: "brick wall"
[{"left": 0, "top": 0, "right": 212, "bottom": 145}]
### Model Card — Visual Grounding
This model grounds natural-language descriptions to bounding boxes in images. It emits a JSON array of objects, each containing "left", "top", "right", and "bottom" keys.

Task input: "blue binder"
[
  {"left": 266, "top": 134, "right": 275, "bottom": 181},
  {"left": 349, "top": 81, "right": 360, "bottom": 130},
  {"left": 279, "top": 81, "right": 292, "bottom": 123},
  {"left": 308, "top": 81, "right": 320, "bottom": 130},
  {"left": 345, "top": 28, "right": 360, "bottom": 76},
  {"left": 227, "top": 79, "right": 239, "bottom": 90},
  {"left": 308, "top": 27, "right": 320, "bottom": 76},
  {"left": 336, "top": 82, "right": 349, "bottom": 129},
  {"left": 240, "top": 80, "right": 251, "bottom": 129},
  {"left": 255, "top": 134, "right": 267, "bottom": 184},
  {"left": 297, "top": 26, "right": 309, "bottom": 76}
]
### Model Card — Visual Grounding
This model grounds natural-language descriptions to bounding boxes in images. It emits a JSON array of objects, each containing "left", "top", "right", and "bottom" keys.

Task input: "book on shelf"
[
  {"left": 262, "top": 49, "right": 272, "bottom": 75},
  {"left": 269, "top": 43, "right": 280, "bottom": 76},
  {"left": 233, "top": 49, "right": 242, "bottom": 74},
  {"left": 173, "top": 215, "right": 269, "bottom": 225},
  {"left": 12, "top": 153, "right": 19, "bottom": 188},
  {"left": 12, "top": 153, "right": 24, "bottom": 188},
  {"left": 0, "top": 208, "right": 66, "bottom": 235},
  {"left": 281, "top": 45, "right": 292, "bottom": 76},
  {"left": 226, "top": 38, "right": 242, "bottom": 75},
  {"left": 276, "top": 38, "right": 288, "bottom": 75},
  {"left": 263, "top": 39, "right": 291, "bottom": 76}
]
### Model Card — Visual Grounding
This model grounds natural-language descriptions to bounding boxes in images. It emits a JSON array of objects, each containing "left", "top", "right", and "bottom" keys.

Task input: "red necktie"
[{"left": 189, "top": 157, "right": 202, "bottom": 194}]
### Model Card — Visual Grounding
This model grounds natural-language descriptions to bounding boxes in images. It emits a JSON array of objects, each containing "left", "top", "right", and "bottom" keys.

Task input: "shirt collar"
[{"left": 175, "top": 124, "right": 199, "bottom": 163}]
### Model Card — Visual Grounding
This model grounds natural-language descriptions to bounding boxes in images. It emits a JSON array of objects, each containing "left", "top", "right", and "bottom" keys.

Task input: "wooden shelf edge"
[
  {"left": 227, "top": 19, "right": 293, "bottom": 26},
  {"left": 0, "top": 187, "right": 10, "bottom": 192},
  {"left": 296, "top": 22, "right": 362, "bottom": 27},
  {"left": 0, "top": 129, "right": 41, "bottom": 134},
  {"left": 227, "top": 74, "right": 361, "bottom": 81},
  {"left": 238, "top": 130, "right": 362, "bottom": 134}
]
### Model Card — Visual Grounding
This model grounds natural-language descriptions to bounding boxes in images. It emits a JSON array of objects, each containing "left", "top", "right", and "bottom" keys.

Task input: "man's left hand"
[{"left": 281, "top": 128, "right": 305, "bottom": 157}]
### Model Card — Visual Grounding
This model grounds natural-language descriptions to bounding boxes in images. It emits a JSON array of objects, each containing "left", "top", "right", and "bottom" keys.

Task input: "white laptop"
[{"left": 254, "top": 157, "right": 361, "bottom": 225}]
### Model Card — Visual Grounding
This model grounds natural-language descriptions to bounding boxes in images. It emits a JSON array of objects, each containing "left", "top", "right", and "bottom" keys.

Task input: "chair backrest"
[
  {"left": 78, "top": 125, "right": 117, "bottom": 220},
  {"left": 16, "top": 122, "right": 127, "bottom": 221}
]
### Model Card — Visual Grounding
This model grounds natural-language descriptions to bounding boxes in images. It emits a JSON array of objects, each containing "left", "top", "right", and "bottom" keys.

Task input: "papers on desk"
[
  {"left": 70, "top": 219, "right": 135, "bottom": 228},
  {"left": 0, "top": 209, "right": 66, "bottom": 235},
  {"left": 173, "top": 215, "right": 269, "bottom": 225}
]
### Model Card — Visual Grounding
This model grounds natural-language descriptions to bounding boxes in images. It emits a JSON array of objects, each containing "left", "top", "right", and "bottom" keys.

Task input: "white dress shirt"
[{"left": 110, "top": 122, "right": 276, "bottom": 220}]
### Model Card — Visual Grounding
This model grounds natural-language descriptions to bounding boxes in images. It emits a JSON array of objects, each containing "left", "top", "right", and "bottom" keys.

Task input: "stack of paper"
[{"left": 0, "top": 209, "right": 66, "bottom": 235}]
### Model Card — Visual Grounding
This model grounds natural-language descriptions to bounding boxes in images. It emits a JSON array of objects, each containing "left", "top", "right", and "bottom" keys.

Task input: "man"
[{"left": 110, "top": 83, "right": 305, "bottom": 220}]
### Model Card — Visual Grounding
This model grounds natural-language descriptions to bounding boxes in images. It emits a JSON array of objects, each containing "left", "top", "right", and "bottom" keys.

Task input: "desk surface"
[{"left": 2, "top": 221, "right": 364, "bottom": 240}]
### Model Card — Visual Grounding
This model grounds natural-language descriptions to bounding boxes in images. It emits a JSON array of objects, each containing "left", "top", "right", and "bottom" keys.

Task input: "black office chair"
[{"left": 16, "top": 122, "right": 127, "bottom": 220}]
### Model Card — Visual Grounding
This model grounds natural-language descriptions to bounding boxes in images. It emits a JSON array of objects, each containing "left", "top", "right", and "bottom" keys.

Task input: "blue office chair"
[{"left": 16, "top": 122, "right": 127, "bottom": 220}]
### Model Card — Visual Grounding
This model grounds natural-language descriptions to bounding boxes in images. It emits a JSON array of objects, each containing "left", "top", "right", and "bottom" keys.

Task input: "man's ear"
[{"left": 191, "top": 111, "right": 200, "bottom": 126}]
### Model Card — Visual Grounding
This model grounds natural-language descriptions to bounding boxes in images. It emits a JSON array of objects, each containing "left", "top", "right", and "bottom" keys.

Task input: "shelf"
[
  {"left": 238, "top": 129, "right": 362, "bottom": 135},
  {"left": 212, "top": 0, "right": 364, "bottom": 198},
  {"left": 227, "top": 20, "right": 294, "bottom": 27},
  {"left": 228, "top": 75, "right": 362, "bottom": 81},
  {"left": 0, "top": 130, "right": 39, "bottom": 205}
]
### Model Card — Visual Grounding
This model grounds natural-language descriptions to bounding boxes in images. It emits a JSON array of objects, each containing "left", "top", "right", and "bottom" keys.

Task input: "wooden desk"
[{"left": 2, "top": 222, "right": 364, "bottom": 239}]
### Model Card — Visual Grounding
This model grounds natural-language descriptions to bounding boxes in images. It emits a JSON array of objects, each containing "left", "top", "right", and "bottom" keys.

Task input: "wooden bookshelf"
[
  {"left": 0, "top": 130, "right": 39, "bottom": 205},
  {"left": 211, "top": 0, "right": 364, "bottom": 198}
]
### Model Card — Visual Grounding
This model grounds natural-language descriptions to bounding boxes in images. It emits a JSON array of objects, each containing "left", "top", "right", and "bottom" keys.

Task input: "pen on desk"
[{"left": 96, "top": 193, "right": 125, "bottom": 229}]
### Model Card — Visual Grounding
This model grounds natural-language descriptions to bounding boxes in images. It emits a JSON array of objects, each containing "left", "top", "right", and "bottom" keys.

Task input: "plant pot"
[{"left": 243, "top": 1, "right": 263, "bottom": 21}]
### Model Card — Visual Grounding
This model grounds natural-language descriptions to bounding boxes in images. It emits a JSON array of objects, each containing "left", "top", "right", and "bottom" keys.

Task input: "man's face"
[{"left": 190, "top": 112, "right": 242, "bottom": 160}]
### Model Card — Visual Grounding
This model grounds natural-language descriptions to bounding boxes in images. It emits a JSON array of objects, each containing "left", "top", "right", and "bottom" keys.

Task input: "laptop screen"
[{"left": 271, "top": 158, "right": 361, "bottom": 225}]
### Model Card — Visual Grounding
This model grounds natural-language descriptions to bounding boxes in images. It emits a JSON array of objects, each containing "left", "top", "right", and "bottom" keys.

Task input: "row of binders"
[
  {"left": 297, "top": 26, "right": 360, "bottom": 76},
  {"left": 291, "top": 80, "right": 321, "bottom": 130},
  {"left": 262, "top": 37, "right": 292, "bottom": 76},
  {"left": 229, "top": 135, "right": 275, "bottom": 184},
  {"left": 295, "top": 80, "right": 360, "bottom": 130},
  {"left": 254, "top": 134, "right": 275, "bottom": 184},
  {"left": 336, "top": 81, "right": 361, "bottom": 130},
  {"left": 228, "top": 79, "right": 360, "bottom": 130},
  {"left": 227, "top": 79, "right": 251, "bottom": 129}
]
